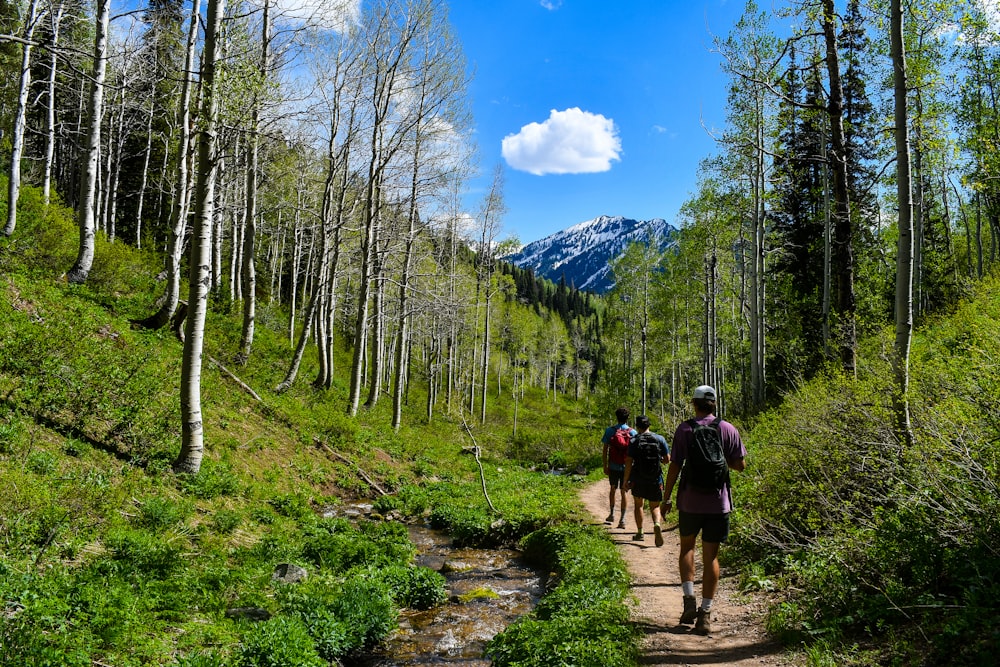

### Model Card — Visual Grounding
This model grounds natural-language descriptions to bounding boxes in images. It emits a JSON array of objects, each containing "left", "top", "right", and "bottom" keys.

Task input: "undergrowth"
[
  {"left": 732, "top": 272, "right": 1000, "bottom": 666},
  {"left": 0, "top": 186, "right": 639, "bottom": 665}
]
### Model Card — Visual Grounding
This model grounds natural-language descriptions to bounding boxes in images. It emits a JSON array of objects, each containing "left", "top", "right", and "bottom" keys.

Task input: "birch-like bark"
[
  {"left": 176, "top": 0, "right": 226, "bottom": 474},
  {"left": 67, "top": 0, "right": 111, "bottom": 283},
  {"left": 891, "top": 0, "right": 914, "bottom": 447},
  {"left": 349, "top": 4, "right": 420, "bottom": 416},
  {"left": 134, "top": 0, "right": 201, "bottom": 330},
  {"left": 4, "top": 0, "right": 41, "bottom": 237},
  {"left": 238, "top": 0, "right": 271, "bottom": 362},
  {"left": 134, "top": 94, "right": 155, "bottom": 248},
  {"left": 42, "top": 3, "right": 65, "bottom": 205}
]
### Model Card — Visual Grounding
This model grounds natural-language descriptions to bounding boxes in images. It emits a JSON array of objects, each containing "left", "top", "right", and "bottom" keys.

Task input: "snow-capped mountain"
[{"left": 504, "top": 215, "right": 677, "bottom": 293}]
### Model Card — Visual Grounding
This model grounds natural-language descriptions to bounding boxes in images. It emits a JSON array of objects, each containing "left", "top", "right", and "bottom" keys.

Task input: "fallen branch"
[
  {"left": 461, "top": 415, "right": 498, "bottom": 514},
  {"left": 170, "top": 301, "right": 262, "bottom": 402},
  {"left": 313, "top": 437, "right": 387, "bottom": 497},
  {"left": 206, "top": 356, "right": 261, "bottom": 402}
]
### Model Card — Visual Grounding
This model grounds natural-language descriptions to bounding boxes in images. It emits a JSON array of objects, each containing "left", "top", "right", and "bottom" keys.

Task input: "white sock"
[
  {"left": 701, "top": 597, "right": 713, "bottom": 611},
  {"left": 682, "top": 581, "right": 695, "bottom": 597}
]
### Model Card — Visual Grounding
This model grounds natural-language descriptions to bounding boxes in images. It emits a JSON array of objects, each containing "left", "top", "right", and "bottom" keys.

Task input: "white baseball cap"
[{"left": 693, "top": 385, "right": 717, "bottom": 400}]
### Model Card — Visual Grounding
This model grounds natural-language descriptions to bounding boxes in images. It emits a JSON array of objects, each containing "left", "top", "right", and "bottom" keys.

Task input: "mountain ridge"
[{"left": 504, "top": 215, "right": 677, "bottom": 293}]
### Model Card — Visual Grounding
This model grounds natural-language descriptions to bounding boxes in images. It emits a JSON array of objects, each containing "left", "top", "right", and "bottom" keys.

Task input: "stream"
[{"left": 330, "top": 503, "right": 546, "bottom": 666}]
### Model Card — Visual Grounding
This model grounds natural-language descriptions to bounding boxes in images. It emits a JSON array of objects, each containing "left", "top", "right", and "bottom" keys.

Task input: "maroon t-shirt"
[{"left": 671, "top": 415, "right": 745, "bottom": 514}]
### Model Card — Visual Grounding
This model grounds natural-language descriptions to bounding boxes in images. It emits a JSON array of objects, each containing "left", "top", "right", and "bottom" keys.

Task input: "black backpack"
[
  {"left": 633, "top": 432, "right": 663, "bottom": 480},
  {"left": 681, "top": 417, "right": 729, "bottom": 492}
]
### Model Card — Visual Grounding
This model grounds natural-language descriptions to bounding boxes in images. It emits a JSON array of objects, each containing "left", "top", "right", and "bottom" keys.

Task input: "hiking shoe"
[
  {"left": 679, "top": 596, "right": 698, "bottom": 624},
  {"left": 617, "top": 517, "right": 626, "bottom": 529},
  {"left": 605, "top": 512, "right": 614, "bottom": 523},
  {"left": 695, "top": 608, "right": 712, "bottom": 635},
  {"left": 654, "top": 524, "right": 664, "bottom": 547},
  {"left": 631, "top": 531, "right": 644, "bottom": 541}
]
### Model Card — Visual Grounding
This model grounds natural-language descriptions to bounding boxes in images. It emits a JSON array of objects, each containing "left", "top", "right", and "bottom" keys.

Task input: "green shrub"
[
  {"left": 212, "top": 509, "right": 242, "bottom": 534},
  {"left": 371, "top": 493, "right": 401, "bottom": 513},
  {"left": 0, "top": 569, "right": 92, "bottom": 667},
  {"left": 136, "top": 496, "right": 190, "bottom": 531},
  {"left": 488, "top": 523, "right": 635, "bottom": 665},
  {"left": 301, "top": 525, "right": 376, "bottom": 571},
  {"left": 301, "top": 518, "right": 413, "bottom": 572},
  {"left": 329, "top": 577, "right": 396, "bottom": 651},
  {"left": 235, "top": 616, "right": 325, "bottom": 667},
  {"left": 268, "top": 492, "right": 312, "bottom": 519},
  {"left": 278, "top": 576, "right": 397, "bottom": 658},
  {"left": 379, "top": 565, "right": 447, "bottom": 610},
  {"left": 278, "top": 588, "right": 353, "bottom": 662},
  {"left": 105, "top": 528, "right": 184, "bottom": 577},
  {"left": 178, "top": 463, "right": 242, "bottom": 499},
  {"left": 0, "top": 418, "right": 25, "bottom": 455},
  {"left": 171, "top": 651, "right": 226, "bottom": 667},
  {"left": 26, "top": 449, "right": 57, "bottom": 475},
  {"left": 487, "top": 608, "right": 635, "bottom": 667}
]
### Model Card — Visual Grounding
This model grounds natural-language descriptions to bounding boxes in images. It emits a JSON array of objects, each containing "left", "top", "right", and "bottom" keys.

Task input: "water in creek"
[{"left": 330, "top": 503, "right": 545, "bottom": 666}]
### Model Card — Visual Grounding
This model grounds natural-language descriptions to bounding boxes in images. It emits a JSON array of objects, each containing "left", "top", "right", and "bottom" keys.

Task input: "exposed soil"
[{"left": 580, "top": 481, "right": 802, "bottom": 666}]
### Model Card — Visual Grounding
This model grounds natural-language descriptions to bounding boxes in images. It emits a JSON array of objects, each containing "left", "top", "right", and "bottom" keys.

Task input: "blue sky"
[{"left": 448, "top": 0, "right": 748, "bottom": 246}]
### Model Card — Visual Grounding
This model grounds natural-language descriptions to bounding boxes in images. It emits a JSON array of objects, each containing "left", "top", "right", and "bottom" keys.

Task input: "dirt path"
[{"left": 580, "top": 481, "right": 799, "bottom": 666}]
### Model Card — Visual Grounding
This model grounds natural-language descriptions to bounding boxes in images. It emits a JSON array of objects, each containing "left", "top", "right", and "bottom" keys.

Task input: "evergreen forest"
[{"left": 1, "top": 0, "right": 999, "bottom": 665}]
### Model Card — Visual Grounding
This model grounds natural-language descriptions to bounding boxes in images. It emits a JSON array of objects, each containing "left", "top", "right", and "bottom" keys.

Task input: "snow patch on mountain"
[{"left": 505, "top": 215, "right": 677, "bottom": 293}]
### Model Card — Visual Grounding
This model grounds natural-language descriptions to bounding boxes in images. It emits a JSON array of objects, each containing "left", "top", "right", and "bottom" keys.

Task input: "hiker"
[
  {"left": 601, "top": 407, "right": 635, "bottom": 529},
  {"left": 661, "top": 385, "right": 746, "bottom": 635},
  {"left": 623, "top": 414, "right": 670, "bottom": 546}
]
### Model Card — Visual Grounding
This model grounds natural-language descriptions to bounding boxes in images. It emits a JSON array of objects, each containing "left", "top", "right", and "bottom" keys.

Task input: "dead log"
[{"left": 313, "top": 437, "right": 387, "bottom": 497}]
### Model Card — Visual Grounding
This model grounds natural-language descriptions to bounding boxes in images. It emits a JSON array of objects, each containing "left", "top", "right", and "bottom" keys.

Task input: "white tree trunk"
[
  {"left": 176, "top": 0, "right": 226, "bottom": 474},
  {"left": 4, "top": 0, "right": 40, "bottom": 237},
  {"left": 67, "top": 0, "right": 111, "bottom": 283},
  {"left": 42, "top": 4, "right": 65, "bottom": 205},
  {"left": 891, "top": 0, "right": 914, "bottom": 446},
  {"left": 135, "top": 0, "right": 201, "bottom": 330}
]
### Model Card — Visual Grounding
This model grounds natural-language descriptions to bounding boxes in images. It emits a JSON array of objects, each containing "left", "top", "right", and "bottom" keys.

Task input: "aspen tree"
[
  {"left": 67, "top": 0, "right": 110, "bottom": 283},
  {"left": 3, "top": 0, "right": 41, "bottom": 237},
  {"left": 176, "top": 0, "right": 225, "bottom": 474}
]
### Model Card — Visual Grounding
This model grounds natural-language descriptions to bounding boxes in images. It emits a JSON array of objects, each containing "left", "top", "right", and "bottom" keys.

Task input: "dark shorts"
[
  {"left": 608, "top": 465, "right": 625, "bottom": 489},
  {"left": 630, "top": 478, "right": 663, "bottom": 503},
  {"left": 678, "top": 511, "right": 731, "bottom": 543}
]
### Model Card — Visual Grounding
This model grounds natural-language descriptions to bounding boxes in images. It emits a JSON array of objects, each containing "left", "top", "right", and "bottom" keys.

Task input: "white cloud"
[
  {"left": 540, "top": 0, "right": 563, "bottom": 10},
  {"left": 501, "top": 108, "right": 622, "bottom": 176},
  {"left": 268, "top": 0, "right": 360, "bottom": 31},
  {"left": 980, "top": 0, "right": 1000, "bottom": 34},
  {"left": 952, "top": 1, "right": 1000, "bottom": 43}
]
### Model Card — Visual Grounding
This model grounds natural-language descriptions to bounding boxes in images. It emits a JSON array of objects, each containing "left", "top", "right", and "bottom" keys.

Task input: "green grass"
[{"left": 0, "top": 185, "right": 639, "bottom": 665}]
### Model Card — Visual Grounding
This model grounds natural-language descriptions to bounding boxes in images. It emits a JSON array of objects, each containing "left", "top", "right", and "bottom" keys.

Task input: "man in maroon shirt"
[{"left": 661, "top": 385, "right": 746, "bottom": 635}]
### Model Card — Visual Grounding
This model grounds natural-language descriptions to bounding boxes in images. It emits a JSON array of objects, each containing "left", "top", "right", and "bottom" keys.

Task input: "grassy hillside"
[
  {"left": 732, "top": 270, "right": 1000, "bottom": 666},
  {"left": 0, "top": 188, "right": 635, "bottom": 666}
]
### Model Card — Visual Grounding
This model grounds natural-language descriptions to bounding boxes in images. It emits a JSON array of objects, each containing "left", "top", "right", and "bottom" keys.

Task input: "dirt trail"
[{"left": 580, "top": 481, "right": 799, "bottom": 666}]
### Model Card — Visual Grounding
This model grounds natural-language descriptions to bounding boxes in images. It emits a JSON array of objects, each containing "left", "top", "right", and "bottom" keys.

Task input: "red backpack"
[{"left": 608, "top": 427, "right": 631, "bottom": 465}]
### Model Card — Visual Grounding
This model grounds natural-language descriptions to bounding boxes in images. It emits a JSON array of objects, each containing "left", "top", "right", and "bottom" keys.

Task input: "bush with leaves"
[
  {"left": 732, "top": 276, "right": 1000, "bottom": 664},
  {"left": 487, "top": 523, "right": 636, "bottom": 666},
  {"left": 235, "top": 616, "right": 325, "bottom": 667}
]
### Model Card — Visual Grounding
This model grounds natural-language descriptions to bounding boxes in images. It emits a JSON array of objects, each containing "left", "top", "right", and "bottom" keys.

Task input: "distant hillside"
[{"left": 504, "top": 215, "right": 677, "bottom": 293}]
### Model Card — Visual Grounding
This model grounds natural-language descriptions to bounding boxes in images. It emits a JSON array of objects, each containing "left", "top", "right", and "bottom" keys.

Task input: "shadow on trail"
[{"left": 633, "top": 620, "right": 785, "bottom": 665}]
